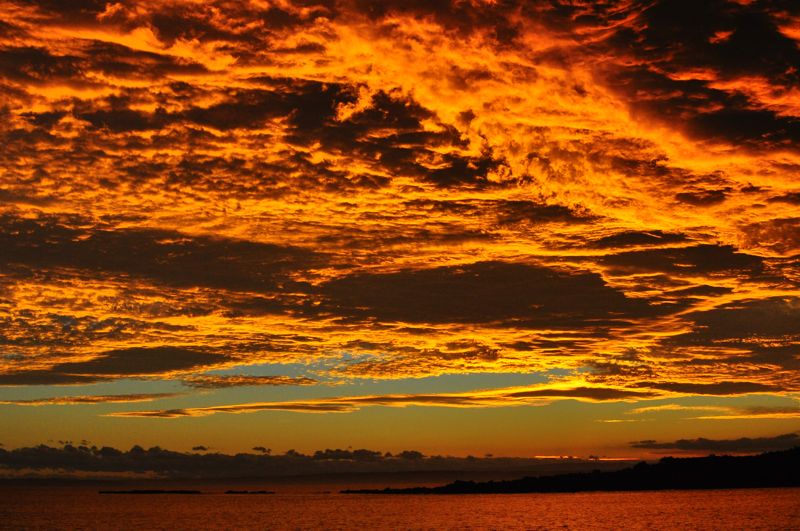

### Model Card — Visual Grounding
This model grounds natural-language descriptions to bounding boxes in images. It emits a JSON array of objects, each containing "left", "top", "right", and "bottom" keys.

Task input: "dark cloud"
[
  {"left": 0, "top": 214, "right": 317, "bottom": 293},
  {"left": 663, "top": 297, "right": 800, "bottom": 375},
  {"left": 183, "top": 82, "right": 350, "bottom": 131},
  {"left": 601, "top": 244, "right": 764, "bottom": 276},
  {"left": 59, "top": 79, "right": 354, "bottom": 137},
  {"left": 674, "top": 189, "right": 728, "bottom": 206},
  {"left": 494, "top": 200, "right": 594, "bottom": 225},
  {"left": 18, "top": 0, "right": 109, "bottom": 21},
  {"left": 637, "top": 381, "right": 780, "bottom": 395},
  {"left": 740, "top": 218, "right": 800, "bottom": 254},
  {"left": 424, "top": 152, "right": 508, "bottom": 188},
  {"left": 53, "top": 346, "right": 223, "bottom": 376},
  {"left": 317, "top": 260, "right": 659, "bottom": 326},
  {"left": 631, "top": 433, "right": 800, "bottom": 453},
  {"left": 506, "top": 387, "right": 656, "bottom": 401},
  {"left": 404, "top": 198, "right": 593, "bottom": 225},
  {"left": 314, "top": 223, "right": 493, "bottom": 251},
  {"left": 20, "top": 110, "right": 67, "bottom": 129},
  {"left": 0, "top": 187, "right": 57, "bottom": 206},
  {"left": 77, "top": 108, "right": 166, "bottom": 133},
  {"left": 0, "top": 347, "right": 225, "bottom": 386},
  {"left": 589, "top": 230, "right": 688, "bottom": 249},
  {"left": 0, "top": 41, "right": 208, "bottom": 90},
  {"left": 77, "top": 40, "right": 209, "bottom": 82},
  {"left": 351, "top": 0, "right": 522, "bottom": 42},
  {"left": 0, "top": 46, "right": 83, "bottom": 85},
  {"left": 672, "top": 297, "right": 800, "bottom": 342},
  {"left": 278, "top": 87, "right": 500, "bottom": 188},
  {"left": 668, "top": 285, "right": 733, "bottom": 298},
  {"left": 220, "top": 296, "right": 292, "bottom": 317},
  {"left": 689, "top": 108, "right": 800, "bottom": 146},
  {"left": 0, "top": 371, "right": 102, "bottom": 386},
  {"left": 768, "top": 193, "right": 800, "bottom": 205},
  {"left": 632, "top": 0, "right": 800, "bottom": 84},
  {"left": 600, "top": 0, "right": 800, "bottom": 146},
  {"left": 0, "top": 19, "right": 27, "bottom": 39}
]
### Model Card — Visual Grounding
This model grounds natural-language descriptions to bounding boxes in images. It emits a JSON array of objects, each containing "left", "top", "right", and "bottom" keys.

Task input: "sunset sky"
[{"left": 0, "top": 0, "right": 799, "bottom": 460}]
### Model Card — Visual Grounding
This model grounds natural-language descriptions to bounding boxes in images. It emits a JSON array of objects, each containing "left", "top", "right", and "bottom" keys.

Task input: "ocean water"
[{"left": 1, "top": 487, "right": 799, "bottom": 530}]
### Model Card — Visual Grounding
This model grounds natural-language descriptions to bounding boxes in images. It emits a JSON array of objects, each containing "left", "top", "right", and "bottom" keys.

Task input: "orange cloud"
[
  {"left": 0, "top": 0, "right": 798, "bottom": 453},
  {"left": 0, "top": 393, "right": 180, "bottom": 405}
]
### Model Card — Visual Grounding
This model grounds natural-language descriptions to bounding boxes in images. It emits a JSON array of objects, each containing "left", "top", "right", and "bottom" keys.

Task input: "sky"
[{"left": 0, "top": 0, "right": 799, "bottom": 461}]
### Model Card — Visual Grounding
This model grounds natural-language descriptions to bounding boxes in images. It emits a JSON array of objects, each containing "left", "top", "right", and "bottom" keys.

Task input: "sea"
[{"left": 1, "top": 486, "right": 799, "bottom": 530}]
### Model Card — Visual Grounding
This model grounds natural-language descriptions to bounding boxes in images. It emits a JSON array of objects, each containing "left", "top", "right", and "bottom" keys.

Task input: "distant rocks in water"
[
  {"left": 97, "top": 489, "right": 276, "bottom": 494},
  {"left": 343, "top": 447, "right": 800, "bottom": 495},
  {"left": 98, "top": 490, "right": 202, "bottom": 495}
]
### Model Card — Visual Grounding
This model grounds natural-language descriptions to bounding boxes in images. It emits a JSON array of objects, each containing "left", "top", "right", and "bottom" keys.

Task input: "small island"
[
  {"left": 343, "top": 447, "right": 800, "bottom": 494},
  {"left": 98, "top": 490, "right": 203, "bottom": 495}
]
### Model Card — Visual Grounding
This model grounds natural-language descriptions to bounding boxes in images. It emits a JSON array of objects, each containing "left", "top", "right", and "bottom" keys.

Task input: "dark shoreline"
[{"left": 343, "top": 447, "right": 800, "bottom": 495}]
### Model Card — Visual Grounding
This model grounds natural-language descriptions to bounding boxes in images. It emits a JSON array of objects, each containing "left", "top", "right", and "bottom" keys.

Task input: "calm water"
[{"left": 1, "top": 487, "right": 799, "bottom": 530}]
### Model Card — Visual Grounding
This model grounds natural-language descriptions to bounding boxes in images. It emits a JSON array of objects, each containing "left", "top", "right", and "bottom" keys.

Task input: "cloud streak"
[
  {"left": 0, "top": 393, "right": 180, "bottom": 406},
  {"left": 108, "top": 384, "right": 663, "bottom": 418},
  {"left": 181, "top": 375, "right": 318, "bottom": 389}
]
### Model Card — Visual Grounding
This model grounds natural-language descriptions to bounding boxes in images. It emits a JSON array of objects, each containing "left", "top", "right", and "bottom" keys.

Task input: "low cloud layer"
[
  {"left": 0, "top": 443, "right": 634, "bottom": 479},
  {"left": 631, "top": 433, "right": 800, "bottom": 454}
]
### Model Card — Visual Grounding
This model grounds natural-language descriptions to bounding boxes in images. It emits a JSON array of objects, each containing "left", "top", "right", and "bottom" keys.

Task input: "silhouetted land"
[
  {"left": 343, "top": 447, "right": 800, "bottom": 494},
  {"left": 0, "top": 443, "right": 636, "bottom": 480},
  {"left": 98, "top": 489, "right": 202, "bottom": 495}
]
